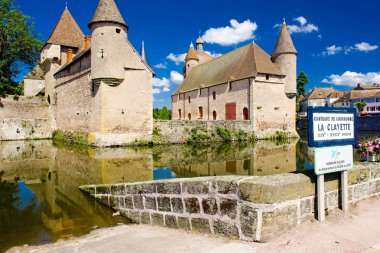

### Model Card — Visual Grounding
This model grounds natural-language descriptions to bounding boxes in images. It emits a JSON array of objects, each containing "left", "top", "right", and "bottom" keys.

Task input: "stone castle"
[{"left": 2, "top": 0, "right": 298, "bottom": 146}]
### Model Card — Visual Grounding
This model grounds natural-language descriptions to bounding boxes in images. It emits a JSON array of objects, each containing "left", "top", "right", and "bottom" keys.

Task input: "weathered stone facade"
[{"left": 80, "top": 164, "right": 380, "bottom": 242}]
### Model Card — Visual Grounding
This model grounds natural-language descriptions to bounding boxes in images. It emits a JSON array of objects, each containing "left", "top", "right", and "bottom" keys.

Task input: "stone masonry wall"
[
  {"left": 80, "top": 163, "right": 380, "bottom": 242},
  {"left": 0, "top": 96, "right": 51, "bottom": 140}
]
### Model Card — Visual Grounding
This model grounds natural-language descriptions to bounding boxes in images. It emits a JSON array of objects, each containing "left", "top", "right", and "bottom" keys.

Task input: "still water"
[{"left": 0, "top": 132, "right": 375, "bottom": 251}]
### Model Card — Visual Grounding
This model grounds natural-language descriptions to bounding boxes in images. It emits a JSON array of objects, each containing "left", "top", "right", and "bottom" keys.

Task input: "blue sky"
[{"left": 17, "top": 0, "right": 380, "bottom": 109}]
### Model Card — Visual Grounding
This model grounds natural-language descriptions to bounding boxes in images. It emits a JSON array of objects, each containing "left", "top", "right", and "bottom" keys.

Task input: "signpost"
[{"left": 308, "top": 107, "right": 357, "bottom": 221}]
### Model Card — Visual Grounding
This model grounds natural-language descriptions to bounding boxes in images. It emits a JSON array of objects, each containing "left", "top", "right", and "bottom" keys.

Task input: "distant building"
[
  {"left": 172, "top": 21, "right": 298, "bottom": 137},
  {"left": 352, "top": 83, "right": 380, "bottom": 91},
  {"left": 348, "top": 90, "right": 380, "bottom": 115}
]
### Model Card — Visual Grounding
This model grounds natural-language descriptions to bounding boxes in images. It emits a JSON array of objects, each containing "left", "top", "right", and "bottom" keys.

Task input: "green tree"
[
  {"left": 296, "top": 72, "right": 308, "bottom": 97},
  {"left": 153, "top": 108, "right": 160, "bottom": 119},
  {"left": 158, "top": 106, "right": 170, "bottom": 120},
  {"left": 0, "top": 0, "right": 42, "bottom": 96},
  {"left": 355, "top": 101, "right": 367, "bottom": 115}
]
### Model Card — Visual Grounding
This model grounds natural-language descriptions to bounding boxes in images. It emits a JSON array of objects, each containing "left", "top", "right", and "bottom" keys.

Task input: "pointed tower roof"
[
  {"left": 88, "top": 0, "right": 128, "bottom": 29},
  {"left": 44, "top": 8, "right": 84, "bottom": 49},
  {"left": 196, "top": 36, "right": 203, "bottom": 44},
  {"left": 141, "top": 40, "right": 148, "bottom": 64},
  {"left": 272, "top": 22, "right": 297, "bottom": 59},
  {"left": 185, "top": 43, "right": 199, "bottom": 61}
]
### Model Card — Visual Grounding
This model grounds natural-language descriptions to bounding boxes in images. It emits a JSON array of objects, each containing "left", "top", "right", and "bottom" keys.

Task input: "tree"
[
  {"left": 0, "top": 0, "right": 42, "bottom": 96},
  {"left": 153, "top": 108, "right": 160, "bottom": 119},
  {"left": 296, "top": 72, "right": 308, "bottom": 97},
  {"left": 355, "top": 102, "right": 367, "bottom": 115},
  {"left": 158, "top": 106, "right": 170, "bottom": 120}
]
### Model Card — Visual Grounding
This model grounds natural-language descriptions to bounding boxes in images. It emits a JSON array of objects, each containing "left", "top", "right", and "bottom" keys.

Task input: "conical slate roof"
[
  {"left": 272, "top": 23, "right": 297, "bottom": 59},
  {"left": 141, "top": 40, "right": 148, "bottom": 64},
  {"left": 185, "top": 43, "right": 199, "bottom": 61},
  {"left": 88, "top": 0, "right": 128, "bottom": 29},
  {"left": 45, "top": 8, "right": 84, "bottom": 48}
]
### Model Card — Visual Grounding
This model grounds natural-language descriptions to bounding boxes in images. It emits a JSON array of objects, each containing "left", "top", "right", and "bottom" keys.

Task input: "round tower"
[
  {"left": 271, "top": 21, "right": 297, "bottom": 97},
  {"left": 89, "top": 0, "right": 128, "bottom": 85},
  {"left": 196, "top": 36, "right": 204, "bottom": 51},
  {"left": 184, "top": 43, "right": 199, "bottom": 78}
]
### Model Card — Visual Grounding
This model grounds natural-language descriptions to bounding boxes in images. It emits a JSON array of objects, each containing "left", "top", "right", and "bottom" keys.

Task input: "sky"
[{"left": 16, "top": 0, "right": 380, "bottom": 109}]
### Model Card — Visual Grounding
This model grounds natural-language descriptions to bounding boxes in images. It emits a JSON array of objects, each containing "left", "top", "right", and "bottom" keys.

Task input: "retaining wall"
[
  {"left": 0, "top": 96, "right": 51, "bottom": 140},
  {"left": 80, "top": 163, "right": 380, "bottom": 242}
]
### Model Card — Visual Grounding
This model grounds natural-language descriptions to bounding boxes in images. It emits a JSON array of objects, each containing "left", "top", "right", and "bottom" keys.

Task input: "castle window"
[
  {"left": 243, "top": 107, "right": 249, "bottom": 120},
  {"left": 199, "top": 89, "right": 202, "bottom": 96},
  {"left": 188, "top": 96, "right": 191, "bottom": 103},
  {"left": 116, "top": 28, "right": 121, "bottom": 34},
  {"left": 266, "top": 74, "right": 270, "bottom": 80},
  {"left": 188, "top": 113, "right": 191, "bottom": 120},
  {"left": 199, "top": 107, "right": 203, "bottom": 119},
  {"left": 213, "top": 111, "right": 217, "bottom": 120},
  {"left": 228, "top": 82, "right": 232, "bottom": 91},
  {"left": 212, "top": 92, "right": 216, "bottom": 100},
  {"left": 178, "top": 109, "right": 182, "bottom": 120},
  {"left": 376, "top": 98, "right": 380, "bottom": 102}
]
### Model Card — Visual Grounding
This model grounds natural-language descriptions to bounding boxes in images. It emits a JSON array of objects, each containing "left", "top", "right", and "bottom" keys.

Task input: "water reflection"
[{"left": 0, "top": 138, "right": 305, "bottom": 251}]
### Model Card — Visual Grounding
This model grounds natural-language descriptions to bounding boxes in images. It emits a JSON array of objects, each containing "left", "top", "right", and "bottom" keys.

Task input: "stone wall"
[
  {"left": 0, "top": 96, "right": 51, "bottom": 140},
  {"left": 80, "top": 164, "right": 380, "bottom": 242}
]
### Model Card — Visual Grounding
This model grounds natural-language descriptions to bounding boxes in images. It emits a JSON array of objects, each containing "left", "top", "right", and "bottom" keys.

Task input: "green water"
[{"left": 0, "top": 137, "right": 314, "bottom": 251}]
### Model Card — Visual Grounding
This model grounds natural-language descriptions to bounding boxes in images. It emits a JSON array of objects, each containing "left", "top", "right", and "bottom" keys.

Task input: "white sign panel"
[
  {"left": 314, "top": 145, "right": 353, "bottom": 175},
  {"left": 313, "top": 113, "right": 355, "bottom": 141}
]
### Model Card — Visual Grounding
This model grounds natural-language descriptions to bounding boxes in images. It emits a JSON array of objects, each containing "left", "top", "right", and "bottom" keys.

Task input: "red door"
[{"left": 225, "top": 103, "right": 236, "bottom": 120}]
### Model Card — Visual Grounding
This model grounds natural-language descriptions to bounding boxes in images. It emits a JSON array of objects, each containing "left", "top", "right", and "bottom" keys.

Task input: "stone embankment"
[{"left": 80, "top": 163, "right": 380, "bottom": 242}]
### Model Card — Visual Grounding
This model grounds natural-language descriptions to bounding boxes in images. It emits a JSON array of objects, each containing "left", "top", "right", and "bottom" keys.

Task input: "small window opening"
[
  {"left": 213, "top": 111, "right": 217, "bottom": 120},
  {"left": 199, "top": 89, "right": 202, "bottom": 96},
  {"left": 229, "top": 82, "right": 232, "bottom": 91},
  {"left": 212, "top": 92, "right": 216, "bottom": 100},
  {"left": 188, "top": 96, "right": 191, "bottom": 103},
  {"left": 116, "top": 28, "right": 121, "bottom": 34},
  {"left": 188, "top": 113, "right": 191, "bottom": 120},
  {"left": 178, "top": 109, "right": 182, "bottom": 120},
  {"left": 266, "top": 74, "right": 270, "bottom": 80},
  {"left": 199, "top": 107, "right": 203, "bottom": 119}
]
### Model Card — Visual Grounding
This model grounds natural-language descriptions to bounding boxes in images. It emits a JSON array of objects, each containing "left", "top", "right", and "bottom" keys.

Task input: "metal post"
[
  {"left": 341, "top": 171, "right": 349, "bottom": 213},
  {"left": 317, "top": 174, "right": 325, "bottom": 221}
]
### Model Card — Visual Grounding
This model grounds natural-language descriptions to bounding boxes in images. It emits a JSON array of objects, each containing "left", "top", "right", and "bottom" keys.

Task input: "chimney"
[
  {"left": 66, "top": 48, "right": 73, "bottom": 64},
  {"left": 85, "top": 36, "right": 91, "bottom": 49}
]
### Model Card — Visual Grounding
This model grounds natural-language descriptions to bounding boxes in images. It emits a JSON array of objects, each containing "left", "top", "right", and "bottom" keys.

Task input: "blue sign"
[{"left": 308, "top": 107, "right": 357, "bottom": 148}]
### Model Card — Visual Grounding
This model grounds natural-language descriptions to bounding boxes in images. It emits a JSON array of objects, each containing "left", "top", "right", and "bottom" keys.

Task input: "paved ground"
[{"left": 7, "top": 196, "right": 380, "bottom": 253}]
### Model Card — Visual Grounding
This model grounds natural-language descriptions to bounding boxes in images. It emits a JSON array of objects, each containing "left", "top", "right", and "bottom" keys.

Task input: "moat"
[{"left": 0, "top": 131, "right": 375, "bottom": 251}]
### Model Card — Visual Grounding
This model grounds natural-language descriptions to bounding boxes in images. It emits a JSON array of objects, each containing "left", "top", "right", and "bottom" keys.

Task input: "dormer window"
[
  {"left": 318, "top": 92, "right": 322, "bottom": 96},
  {"left": 116, "top": 28, "right": 121, "bottom": 34}
]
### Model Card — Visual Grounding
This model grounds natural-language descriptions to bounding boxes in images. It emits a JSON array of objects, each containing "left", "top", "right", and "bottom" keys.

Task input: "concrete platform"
[{"left": 7, "top": 196, "right": 380, "bottom": 253}]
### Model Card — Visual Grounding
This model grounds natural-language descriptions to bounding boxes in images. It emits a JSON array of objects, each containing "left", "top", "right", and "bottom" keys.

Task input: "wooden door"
[{"left": 225, "top": 103, "right": 236, "bottom": 120}]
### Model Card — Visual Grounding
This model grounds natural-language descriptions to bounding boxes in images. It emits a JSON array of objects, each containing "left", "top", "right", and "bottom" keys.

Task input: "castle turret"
[
  {"left": 184, "top": 43, "right": 199, "bottom": 78},
  {"left": 196, "top": 36, "right": 204, "bottom": 51},
  {"left": 89, "top": 0, "right": 128, "bottom": 85},
  {"left": 271, "top": 20, "right": 297, "bottom": 97}
]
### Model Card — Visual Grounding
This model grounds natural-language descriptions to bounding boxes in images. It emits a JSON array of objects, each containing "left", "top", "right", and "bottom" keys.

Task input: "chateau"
[
  {"left": 5, "top": 0, "right": 300, "bottom": 145},
  {"left": 24, "top": 0, "right": 154, "bottom": 146},
  {"left": 172, "top": 23, "right": 298, "bottom": 137}
]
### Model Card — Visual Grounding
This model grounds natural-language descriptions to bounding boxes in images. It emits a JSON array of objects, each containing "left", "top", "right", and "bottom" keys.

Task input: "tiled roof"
[
  {"left": 45, "top": 8, "right": 84, "bottom": 49},
  {"left": 185, "top": 45, "right": 199, "bottom": 61},
  {"left": 174, "top": 42, "right": 283, "bottom": 95},
  {"left": 272, "top": 23, "right": 297, "bottom": 60},
  {"left": 328, "top": 91, "right": 348, "bottom": 98},
  {"left": 353, "top": 83, "right": 380, "bottom": 90},
  {"left": 24, "top": 65, "right": 45, "bottom": 80},
  {"left": 347, "top": 90, "right": 380, "bottom": 99},
  {"left": 89, "top": 0, "right": 128, "bottom": 29},
  {"left": 196, "top": 51, "right": 213, "bottom": 64},
  {"left": 303, "top": 88, "right": 334, "bottom": 100}
]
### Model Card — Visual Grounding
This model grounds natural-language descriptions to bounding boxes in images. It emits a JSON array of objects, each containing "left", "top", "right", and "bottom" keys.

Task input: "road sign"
[
  {"left": 308, "top": 107, "right": 357, "bottom": 148},
  {"left": 314, "top": 145, "right": 354, "bottom": 175}
]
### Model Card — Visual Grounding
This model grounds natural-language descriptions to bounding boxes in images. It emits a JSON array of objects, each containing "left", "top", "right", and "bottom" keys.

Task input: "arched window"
[
  {"left": 213, "top": 111, "right": 217, "bottom": 120},
  {"left": 188, "top": 113, "right": 191, "bottom": 120},
  {"left": 243, "top": 107, "right": 249, "bottom": 120}
]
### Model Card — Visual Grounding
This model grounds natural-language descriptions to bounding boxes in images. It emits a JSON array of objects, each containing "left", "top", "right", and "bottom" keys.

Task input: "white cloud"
[
  {"left": 166, "top": 53, "right": 187, "bottom": 65},
  {"left": 152, "top": 77, "right": 171, "bottom": 93},
  {"left": 170, "top": 71, "right": 183, "bottom": 84},
  {"left": 154, "top": 63, "right": 167, "bottom": 69},
  {"left": 205, "top": 51, "right": 223, "bottom": 58},
  {"left": 202, "top": 19, "right": 258, "bottom": 46},
  {"left": 322, "top": 71, "right": 380, "bottom": 86},
  {"left": 277, "top": 16, "right": 318, "bottom": 34},
  {"left": 153, "top": 88, "right": 161, "bottom": 94},
  {"left": 355, "top": 42, "right": 378, "bottom": 52},
  {"left": 322, "top": 45, "right": 342, "bottom": 56}
]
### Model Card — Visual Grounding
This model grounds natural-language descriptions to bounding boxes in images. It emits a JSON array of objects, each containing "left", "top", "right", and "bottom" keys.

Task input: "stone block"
[
  {"left": 127, "top": 183, "right": 155, "bottom": 195},
  {"left": 152, "top": 213, "right": 164, "bottom": 226},
  {"left": 124, "top": 196, "right": 133, "bottom": 209},
  {"left": 352, "top": 184, "right": 370, "bottom": 200},
  {"left": 220, "top": 198, "right": 237, "bottom": 219},
  {"left": 184, "top": 197, "right": 200, "bottom": 214},
  {"left": 349, "top": 169, "right": 370, "bottom": 185},
  {"left": 202, "top": 198, "right": 218, "bottom": 215},
  {"left": 109, "top": 196, "right": 120, "bottom": 209},
  {"left": 157, "top": 197, "right": 171, "bottom": 212},
  {"left": 80, "top": 186, "right": 95, "bottom": 195},
  {"left": 110, "top": 184, "right": 125, "bottom": 196},
  {"left": 182, "top": 181, "right": 209, "bottom": 194},
  {"left": 96, "top": 185, "right": 111, "bottom": 195},
  {"left": 261, "top": 205, "right": 298, "bottom": 242},
  {"left": 191, "top": 218, "right": 211, "bottom": 234},
  {"left": 156, "top": 182, "right": 181, "bottom": 194},
  {"left": 370, "top": 181, "right": 380, "bottom": 194},
  {"left": 133, "top": 195, "right": 144, "bottom": 210},
  {"left": 171, "top": 197, "right": 184, "bottom": 213},
  {"left": 213, "top": 220, "right": 239, "bottom": 239},
  {"left": 370, "top": 167, "right": 380, "bottom": 179},
  {"left": 326, "top": 191, "right": 339, "bottom": 208},
  {"left": 96, "top": 195, "right": 109, "bottom": 206},
  {"left": 165, "top": 215, "right": 178, "bottom": 229},
  {"left": 145, "top": 197, "right": 157, "bottom": 210},
  {"left": 300, "top": 198, "right": 313, "bottom": 216},
  {"left": 240, "top": 205, "right": 258, "bottom": 239},
  {"left": 217, "top": 178, "right": 242, "bottom": 194},
  {"left": 178, "top": 216, "right": 190, "bottom": 230},
  {"left": 239, "top": 174, "right": 315, "bottom": 204},
  {"left": 128, "top": 211, "right": 141, "bottom": 223},
  {"left": 141, "top": 212, "right": 151, "bottom": 224}
]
